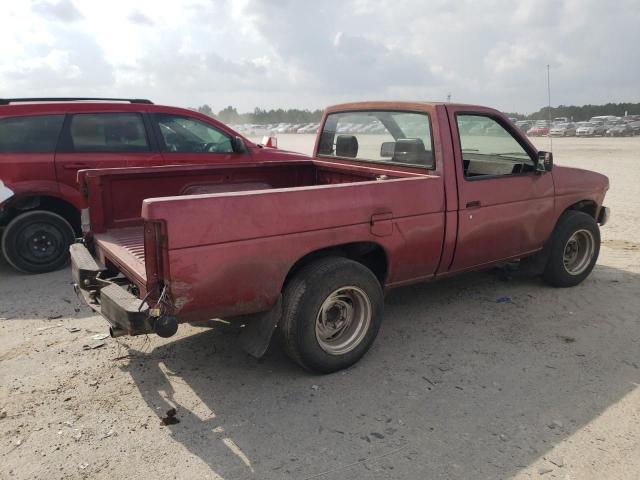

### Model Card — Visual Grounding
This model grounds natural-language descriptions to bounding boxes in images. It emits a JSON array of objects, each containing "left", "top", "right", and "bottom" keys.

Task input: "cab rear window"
[{"left": 0, "top": 115, "right": 64, "bottom": 153}]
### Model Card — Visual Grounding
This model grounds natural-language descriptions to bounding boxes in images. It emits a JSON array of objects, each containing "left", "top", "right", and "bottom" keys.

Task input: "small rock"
[
  {"left": 499, "top": 434, "right": 508, "bottom": 442},
  {"left": 160, "top": 408, "right": 179, "bottom": 426},
  {"left": 88, "top": 380, "right": 98, "bottom": 387},
  {"left": 90, "top": 333, "right": 109, "bottom": 341},
  {"left": 538, "top": 467, "right": 553, "bottom": 475},
  {"left": 370, "top": 432, "right": 385, "bottom": 439},
  {"left": 78, "top": 463, "right": 89, "bottom": 470},
  {"left": 47, "top": 314, "right": 63, "bottom": 320},
  {"left": 14, "top": 438, "right": 23, "bottom": 446},
  {"left": 548, "top": 420, "right": 564, "bottom": 430},
  {"left": 0, "top": 409, "right": 7, "bottom": 419},
  {"left": 311, "top": 385, "right": 319, "bottom": 391},
  {"left": 73, "top": 430, "right": 82, "bottom": 441}
]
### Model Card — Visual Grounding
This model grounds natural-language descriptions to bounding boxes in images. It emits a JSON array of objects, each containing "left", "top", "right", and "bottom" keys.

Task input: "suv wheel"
[
  {"left": 279, "top": 257, "right": 383, "bottom": 373},
  {"left": 2, "top": 210, "right": 75, "bottom": 274}
]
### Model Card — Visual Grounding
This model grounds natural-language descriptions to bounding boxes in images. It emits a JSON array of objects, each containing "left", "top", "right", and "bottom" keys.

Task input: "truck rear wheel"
[
  {"left": 542, "top": 211, "right": 600, "bottom": 288},
  {"left": 1, "top": 210, "right": 75, "bottom": 274},
  {"left": 280, "top": 257, "right": 383, "bottom": 373}
]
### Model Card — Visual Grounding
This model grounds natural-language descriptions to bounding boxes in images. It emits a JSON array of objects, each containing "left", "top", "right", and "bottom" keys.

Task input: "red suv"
[{"left": 0, "top": 97, "right": 307, "bottom": 274}]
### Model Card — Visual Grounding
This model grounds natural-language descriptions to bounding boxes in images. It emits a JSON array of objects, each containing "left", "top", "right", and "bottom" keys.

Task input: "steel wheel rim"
[
  {"left": 315, "top": 286, "right": 372, "bottom": 355},
  {"left": 16, "top": 222, "right": 65, "bottom": 265},
  {"left": 563, "top": 229, "right": 595, "bottom": 276}
]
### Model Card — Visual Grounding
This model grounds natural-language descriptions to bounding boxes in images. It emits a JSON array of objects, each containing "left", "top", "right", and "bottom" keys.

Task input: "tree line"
[
  {"left": 193, "top": 105, "right": 323, "bottom": 125},
  {"left": 194, "top": 102, "right": 640, "bottom": 125},
  {"left": 504, "top": 102, "right": 640, "bottom": 122}
]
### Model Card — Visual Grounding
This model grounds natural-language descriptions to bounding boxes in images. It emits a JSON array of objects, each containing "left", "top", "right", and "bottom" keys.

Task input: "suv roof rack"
[{"left": 0, "top": 97, "right": 154, "bottom": 105}]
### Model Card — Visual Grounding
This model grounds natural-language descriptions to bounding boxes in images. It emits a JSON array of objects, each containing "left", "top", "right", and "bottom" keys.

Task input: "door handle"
[
  {"left": 466, "top": 200, "right": 481, "bottom": 208},
  {"left": 63, "top": 163, "right": 90, "bottom": 169}
]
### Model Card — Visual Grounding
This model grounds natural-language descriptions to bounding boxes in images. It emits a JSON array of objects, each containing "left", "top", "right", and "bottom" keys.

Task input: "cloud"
[
  {"left": 2, "top": 0, "right": 640, "bottom": 112},
  {"left": 128, "top": 9, "right": 154, "bottom": 26},
  {"left": 31, "top": 0, "right": 83, "bottom": 22}
]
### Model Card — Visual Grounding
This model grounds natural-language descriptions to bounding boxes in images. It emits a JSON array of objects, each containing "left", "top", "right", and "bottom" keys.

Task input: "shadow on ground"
[{"left": 121, "top": 264, "right": 640, "bottom": 479}]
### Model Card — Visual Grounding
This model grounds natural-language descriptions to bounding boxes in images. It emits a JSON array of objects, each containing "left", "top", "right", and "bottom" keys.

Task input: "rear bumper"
[{"left": 70, "top": 242, "right": 152, "bottom": 336}]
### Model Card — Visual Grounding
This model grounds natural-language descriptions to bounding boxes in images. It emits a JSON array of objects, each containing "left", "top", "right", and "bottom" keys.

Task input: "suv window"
[
  {"left": 317, "top": 111, "right": 434, "bottom": 168},
  {"left": 0, "top": 115, "right": 64, "bottom": 153},
  {"left": 70, "top": 113, "right": 149, "bottom": 152},
  {"left": 456, "top": 114, "right": 535, "bottom": 178},
  {"left": 156, "top": 114, "right": 233, "bottom": 153}
]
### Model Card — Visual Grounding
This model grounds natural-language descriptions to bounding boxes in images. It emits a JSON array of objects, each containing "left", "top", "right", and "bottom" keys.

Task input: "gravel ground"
[{"left": 1, "top": 136, "right": 639, "bottom": 480}]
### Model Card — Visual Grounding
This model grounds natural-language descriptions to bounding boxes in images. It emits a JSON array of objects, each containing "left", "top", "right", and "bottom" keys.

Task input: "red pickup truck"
[
  {"left": 0, "top": 97, "right": 305, "bottom": 273},
  {"left": 71, "top": 101, "right": 610, "bottom": 373}
]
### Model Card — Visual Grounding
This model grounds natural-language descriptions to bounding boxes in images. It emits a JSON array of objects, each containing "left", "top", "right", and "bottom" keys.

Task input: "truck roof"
[{"left": 324, "top": 100, "right": 488, "bottom": 113}]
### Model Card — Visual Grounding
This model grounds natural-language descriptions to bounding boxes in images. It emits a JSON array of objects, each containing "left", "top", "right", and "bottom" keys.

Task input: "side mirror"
[
  {"left": 232, "top": 136, "right": 248, "bottom": 153},
  {"left": 537, "top": 151, "right": 553, "bottom": 172},
  {"left": 380, "top": 141, "right": 395, "bottom": 158}
]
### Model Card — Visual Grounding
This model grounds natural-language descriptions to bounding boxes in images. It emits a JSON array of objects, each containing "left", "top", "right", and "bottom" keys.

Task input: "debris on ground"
[
  {"left": 160, "top": 408, "right": 179, "bottom": 426},
  {"left": 0, "top": 409, "right": 7, "bottom": 419},
  {"left": 66, "top": 326, "right": 81, "bottom": 333},
  {"left": 88, "top": 380, "right": 98, "bottom": 386},
  {"left": 90, "top": 333, "right": 110, "bottom": 341},
  {"left": 78, "top": 463, "right": 89, "bottom": 470},
  {"left": 538, "top": 466, "right": 554, "bottom": 475},
  {"left": 558, "top": 335, "right": 576, "bottom": 343},
  {"left": 311, "top": 385, "right": 320, "bottom": 391},
  {"left": 36, "top": 323, "right": 63, "bottom": 331},
  {"left": 496, "top": 296, "right": 512, "bottom": 304},
  {"left": 83, "top": 341, "right": 106, "bottom": 350},
  {"left": 549, "top": 456, "right": 565, "bottom": 467},
  {"left": 47, "top": 314, "right": 63, "bottom": 320}
]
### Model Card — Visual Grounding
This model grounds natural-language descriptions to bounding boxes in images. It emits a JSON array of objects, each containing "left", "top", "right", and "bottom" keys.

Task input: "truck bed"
[{"left": 94, "top": 226, "right": 146, "bottom": 284}]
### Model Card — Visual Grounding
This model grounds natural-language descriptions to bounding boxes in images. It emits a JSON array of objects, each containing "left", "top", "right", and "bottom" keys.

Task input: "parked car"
[
  {"left": 605, "top": 123, "right": 634, "bottom": 137},
  {"left": 515, "top": 120, "right": 534, "bottom": 133},
  {"left": 549, "top": 123, "right": 577, "bottom": 137},
  {"left": 627, "top": 121, "right": 640, "bottom": 135},
  {"left": 576, "top": 122, "right": 606, "bottom": 137},
  {"left": 71, "top": 100, "right": 610, "bottom": 373},
  {"left": 527, "top": 125, "right": 549, "bottom": 136},
  {"left": 0, "top": 97, "right": 310, "bottom": 273}
]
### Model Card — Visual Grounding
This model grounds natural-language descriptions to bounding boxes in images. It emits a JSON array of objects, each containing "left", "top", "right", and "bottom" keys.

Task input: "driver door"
[
  {"left": 447, "top": 107, "right": 556, "bottom": 272},
  {"left": 153, "top": 114, "right": 245, "bottom": 165}
]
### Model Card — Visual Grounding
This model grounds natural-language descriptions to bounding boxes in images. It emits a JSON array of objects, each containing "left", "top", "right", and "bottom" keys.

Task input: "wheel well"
[
  {"left": 1, "top": 196, "right": 80, "bottom": 233},
  {"left": 284, "top": 242, "right": 388, "bottom": 287},
  {"left": 566, "top": 200, "right": 597, "bottom": 219}
]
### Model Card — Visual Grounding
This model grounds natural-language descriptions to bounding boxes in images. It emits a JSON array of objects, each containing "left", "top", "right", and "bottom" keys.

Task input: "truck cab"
[{"left": 70, "top": 101, "right": 610, "bottom": 373}]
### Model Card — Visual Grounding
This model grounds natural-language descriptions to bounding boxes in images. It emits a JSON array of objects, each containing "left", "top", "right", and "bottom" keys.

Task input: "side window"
[
  {"left": 70, "top": 113, "right": 149, "bottom": 152},
  {"left": 456, "top": 115, "right": 535, "bottom": 178},
  {"left": 0, "top": 115, "right": 64, "bottom": 153},
  {"left": 317, "top": 111, "right": 434, "bottom": 168},
  {"left": 155, "top": 114, "right": 233, "bottom": 153}
]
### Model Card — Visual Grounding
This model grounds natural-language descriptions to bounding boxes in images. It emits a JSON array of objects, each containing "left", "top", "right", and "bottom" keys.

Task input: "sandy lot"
[{"left": 1, "top": 136, "right": 639, "bottom": 480}]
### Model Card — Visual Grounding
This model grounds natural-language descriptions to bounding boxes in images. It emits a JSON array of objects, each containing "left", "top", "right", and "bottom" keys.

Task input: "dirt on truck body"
[{"left": 71, "top": 101, "right": 610, "bottom": 373}]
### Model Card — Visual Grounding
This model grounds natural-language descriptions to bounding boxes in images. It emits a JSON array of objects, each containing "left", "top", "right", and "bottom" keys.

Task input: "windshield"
[{"left": 318, "top": 110, "right": 434, "bottom": 168}]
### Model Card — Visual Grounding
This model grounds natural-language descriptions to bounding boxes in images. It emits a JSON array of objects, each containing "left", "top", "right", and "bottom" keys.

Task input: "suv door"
[
  {"left": 152, "top": 114, "right": 247, "bottom": 165},
  {"left": 447, "top": 107, "right": 556, "bottom": 272},
  {"left": 54, "top": 112, "right": 162, "bottom": 190}
]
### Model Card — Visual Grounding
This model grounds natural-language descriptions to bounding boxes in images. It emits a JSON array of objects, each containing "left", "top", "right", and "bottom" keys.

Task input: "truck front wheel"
[
  {"left": 1, "top": 210, "right": 75, "bottom": 274},
  {"left": 280, "top": 257, "right": 383, "bottom": 373},
  {"left": 542, "top": 211, "right": 600, "bottom": 287}
]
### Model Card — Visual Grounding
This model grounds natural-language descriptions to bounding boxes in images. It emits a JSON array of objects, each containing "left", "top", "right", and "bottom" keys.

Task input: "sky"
[{"left": 1, "top": 0, "right": 639, "bottom": 114}]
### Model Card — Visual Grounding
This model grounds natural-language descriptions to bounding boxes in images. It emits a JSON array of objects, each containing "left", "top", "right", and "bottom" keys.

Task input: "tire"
[
  {"left": 1, "top": 210, "right": 76, "bottom": 274},
  {"left": 542, "top": 211, "right": 600, "bottom": 288},
  {"left": 280, "top": 257, "right": 383, "bottom": 373}
]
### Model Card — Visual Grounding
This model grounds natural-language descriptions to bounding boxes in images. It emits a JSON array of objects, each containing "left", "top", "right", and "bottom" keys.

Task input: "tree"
[{"left": 197, "top": 104, "right": 214, "bottom": 117}]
